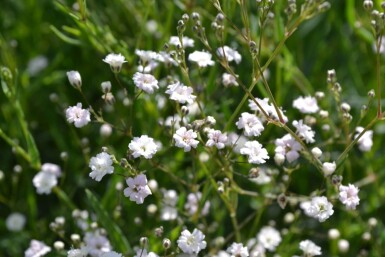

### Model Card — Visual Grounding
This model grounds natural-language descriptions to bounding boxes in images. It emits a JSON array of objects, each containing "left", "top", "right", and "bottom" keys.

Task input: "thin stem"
[{"left": 376, "top": 37, "right": 382, "bottom": 118}]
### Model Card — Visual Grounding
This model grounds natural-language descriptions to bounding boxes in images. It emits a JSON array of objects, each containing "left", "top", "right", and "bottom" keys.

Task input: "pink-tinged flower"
[
  {"left": 339, "top": 184, "right": 360, "bottom": 210},
  {"left": 177, "top": 228, "right": 207, "bottom": 254},
  {"left": 206, "top": 129, "right": 227, "bottom": 149},
  {"left": 240, "top": 141, "right": 269, "bottom": 164},
  {"left": 274, "top": 134, "right": 302, "bottom": 163},
  {"left": 124, "top": 174, "right": 152, "bottom": 204},
  {"left": 65, "top": 103, "right": 91, "bottom": 128}
]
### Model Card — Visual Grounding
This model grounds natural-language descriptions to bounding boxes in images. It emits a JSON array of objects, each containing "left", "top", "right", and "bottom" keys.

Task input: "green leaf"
[{"left": 85, "top": 189, "right": 132, "bottom": 253}]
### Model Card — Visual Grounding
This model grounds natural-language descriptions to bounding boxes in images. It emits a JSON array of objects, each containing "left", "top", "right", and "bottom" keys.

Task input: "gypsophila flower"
[
  {"left": 129, "top": 135, "right": 158, "bottom": 159},
  {"left": 274, "top": 134, "right": 302, "bottom": 163},
  {"left": 27, "top": 55, "right": 48, "bottom": 76},
  {"left": 84, "top": 231, "right": 111, "bottom": 257},
  {"left": 305, "top": 196, "right": 334, "bottom": 222},
  {"left": 161, "top": 189, "right": 178, "bottom": 221},
  {"left": 188, "top": 51, "right": 215, "bottom": 67},
  {"left": 248, "top": 98, "right": 288, "bottom": 122},
  {"left": 293, "top": 95, "right": 319, "bottom": 114},
  {"left": 236, "top": 112, "right": 265, "bottom": 137},
  {"left": 257, "top": 226, "right": 282, "bottom": 252},
  {"left": 66, "top": 103, "right": 91, "bottom": 128},
  {"left": 67, "top": 247, "right": 89, "bottom": 257},
  {"left": 240, "top": 141, "right": 269, "bottom": 164},
  {"left": 322, "top": 162, "right": 336, "bottom": 176},
  {"left": 216, "top": 46, "right": 242, "bottom": 64},
  {"left": 103, "top": 53, "right": 127, "bottom": 73},
  {"left": 299, "top": 240, "right": 322, "bottom": 256},
  {"left": 226, "top": 242, "right": 249, "bottom": 257},
  {"left": 25, "top": 240, "right": 51, "bottom": 257},
  {"left": 177, "top": 228, "right": 207, "bottom": 255},
  {"left": 135, "top": 49, "right": 159, "bottom": 64},
  {"left": 165, "top": 81, "right": 197, "bottom": 104},
  {"left": 89, "top": 152, "right": 114, "bottom": 182},
  {"left": 173, "top": 127, "right": 199, "bottom": 152},
  {"left": 124, "top": 174, "right": 152, "bottom": 204},
  {"left": 6, "top": 212, "right": 26, "bottom": 232},
  {"left": 184, "top": 192, "right": 210, "bottom": 216},
  {"left": 33, "top": 170, "right": 58, "bottom": 194},
  {"left": 66, "top": 70, "right": 82, "bottom": 89},
  {"left": 169, "top": 36, "right": 195, "bottom": 48},
  {"left": 206, "top": 129, "right": 228, "bottom": 149},
  {"left": 41, "top": 163, "right": 61, "bottom": 177},
  {"left": 132, "top": 72, "right": 159, "bottom": 94},
  {"left": 355, "top": 126, "right": 373, "bottom": 152},
  {"left": 293, "top": 120, "right": 315, "bottom": 143},
  {"left": 101, "top": 251, "right": 123, "bottom": 257},
  {"left": 222, "top": 73, "right": 239, "bottom": 87},
  {"left": 339, "top": 184, "right": 360, "bottom": 210},
  {"left": 156, "top": 51, "right": 178, "bottom": 66}
]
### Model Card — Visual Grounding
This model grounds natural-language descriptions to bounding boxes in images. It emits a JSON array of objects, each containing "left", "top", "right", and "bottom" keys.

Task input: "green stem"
[{"left": 376, "top": 37, "right": 382, "bottom": 118}]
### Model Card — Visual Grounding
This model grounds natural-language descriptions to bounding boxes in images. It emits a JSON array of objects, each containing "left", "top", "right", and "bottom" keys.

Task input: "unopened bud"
[
  {"left": 368, "top": 89, "right": 375, "bottom": 98},
  {"left": 364, "top": 0, "right": 374, "bottom": 11},
  {"left": 163, "top": 238, "right": 171, "bottom": 249}
]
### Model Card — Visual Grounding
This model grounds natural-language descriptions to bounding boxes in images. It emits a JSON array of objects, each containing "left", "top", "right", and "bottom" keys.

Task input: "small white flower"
[
  {"left": 293, "top": 120, "right": 315, "bottom": 143},
  {"left": 274, "top": 134, "right": 302, "bottom": 163},
  {"left": 236, "top": 112, "right": 265, "bottom": 137},
  {"left": 177, "top": 228, "right": 207, "bottom": 254},
  {"left": 27, "top": 56, "right": 48, "bottom": 76},
  {"left": 156, "top": 51, "right": 178, "bottom": 66},
  {"left": 101, "top": 251, "right": 123, "bottom": 257},
  {"left": 184, "top": 192, "right": 210, "bottom": 216},
  {"left": 293, "top": 96, "right": 319, "bottom": 114},
  {"left": 129, "top": 135, "right": 158, "bottom": 159},
  {"left": 67, "top": 246, "right": 89, "bottom": 257},
  {"left": 217, "top": 46, "right": 242, "bottom": 64},
  {"left": 33, "top": 171, "right": 58, "bottom": 194},
  {"left": 89, "top": 152, "right": 114, "bottom": 182},
  {"left": 355, "top": 126, "right": 373, "bottom": 152},
  {"left": 100, "top": 124, "right": 113, "bottom": 137},
  {"left": 226, "top": 242, "right": 249, "bottom": 257},
  {"left": 135, "top": 49, "right": 159, "bottom": 63},
  {"left": 240, "top": 141, "right": 269, "bottom": 164},
  {"left": 65, "top": 103, "right": 91, "bottom": 128},
  {"left": 206, "top": 129, "right": 228, "bottom": 149},
  {"left": 248, "top": 98, "right": 288, "bottom": 122},
  {"left": 222, "top": 73, "right": 239, "bottom": 87},
  {"left": 299, "top": 240, "right": 322, "bottom": 256},
  {"left": 339, "top": 184, "right": 360, "bottom": 210},
  {"left": 161, "top": 189, "right": 179, "bottom": 221},
  {"left": 257, "top": 226, "right": 282, "bottom": 252},
  {"left": 124, "top": 174, "right": 152, "bottom": 204},
  {"left": 6, "top": 212, "right": 26, "bottom": 232},
  {"left": 311, "top": 147, "right": 323, "bottom": 158},
  {"left": 188, "top": 51, "right": 215, "bottom": 67},
  {"left": 322, "top": 162, "right": 336, "bottom": 176},
  {"left": 165, "top": 81, "right": 197, "bottom": 104},
  {"left": 103, "top": 53, "right": 127, "bottom": 73},
  {"left": 173, "top": 127, "right": 199, "bottom": 152},
  {"left": 306, "top": 196, "right": 334, "bottom": 222},
  {"left": 66, "top": 70, "right": 82, "bottom": 89},
  {"left": 169, "top": 36, "right": 195, "bottom": 48},
  {"left": 132, "top": 72, "right": 159, "bottom": 94},
  {"left": 24, "top": 240, "right": 51, "bottom": 257},
  {"left": 41, "top": 163, "right": 61, "bottom": 177},
  {"left": 84, "top": 231, "right": 111, "bottom": 256}
]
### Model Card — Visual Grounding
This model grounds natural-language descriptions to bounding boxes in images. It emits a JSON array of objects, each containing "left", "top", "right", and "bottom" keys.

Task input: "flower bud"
[
  {"left": 66, "top": 70, "right": 82, "bottom": 89},
  {"left": 364, "top": 0, "right": 374, "bottom": 11},
  {"left": 163, "top": 238, "right": 171, "bottom": 249}
]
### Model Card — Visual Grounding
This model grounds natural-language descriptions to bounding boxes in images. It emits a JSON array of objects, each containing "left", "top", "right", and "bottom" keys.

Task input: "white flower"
[
  {"left": 66, "top": 103, "right": 91, "bottom": 128},
  {"left": 84, "top": 231, "right": 111, "bottom": 257},
  {"left": 156, "top": 51, "right": 178, "bottom": 66},
  {"left": 100, "top": 124, "right": 113, "bottom": 137},
  {"left": 66, "top": 70, "right": 82, "bottom": 89},
  {"left": 134, "top": 249, "right": 159, "bottom": 257},
  {"left": 274, "top": 134, "right": 302, "bottom": 163},
  {"left": 322, "top": 162, "right": 336, "bottom": 176},
  {"left": 293, "top": 96, "right": 319, "bottom": 113},
  {"left": 236, "top": 112, "right": 265, "bottom": 137},
  {"left": 177, "top": 228, "right": 207, "bottom": 254},
  {"left": 214, "top": 250, "right": 231, "bottom": 257},
  {"left": 249, "top": 167, "right": 272, "bottom": 185},
  {"left": 89, "top": 152, "right": 114, "bottom": 182},
  {"left": 306, "top": 196, "right": 334, "bottom": 222},
  {"left": 226, "top": 242, "right": 249, "bottom": 257},
  {"left": 311, "top": 147, "right": 323, "bottom": 158},
  {"left": 222, "top": 73, "right": 239, "bottom": 87},
  {"left": 27, "top": 55, "right": 48, "bottom": 76},
  {"left": 135, "top": 49, "right": 159, "bottom": 63},
  {"left": 33, "top": 171, "right": 57, "bottom": 194},
  {"left": 165, "top": 81, "right": 197, "bottom": 104},
  {"left": 355, "top": 126, "right": 373, "bottom": 152},
  {"left": 41, "top": 163, "right": 61, "bottom": 177},
  {"left": 217, "top": 46, "right": 242, "bottom": 64},
  {"left": 293, "top": 120, "right": 315, "bottom": 143},
  {"left": 169, "top": 36, "right": 195, "bottom": 48},
  {"left": 257, "top": 226, "right": 282, "bottom": 252},
  {"left": 206, "top": 129, "right": 228, "bottom": 149},
  {"left": 101, "top": 251, "right": 123, "bottom": 257},
  {"left": 129, "top": 135, "right": 158, "bottom": 159},
  {"left": 173, "top": 127, "right": 199, "bottom": 152},
  {"left": 240, "top": 141, "right": 269, "bottom": 164},
  {"left": 124, "top": 174, "right": 152, "bottom": 204},
  {"left": 132, "top": 72, "right": 159, "bottom": 94},
  {"left": 188, "top": 51, "right": 215, "bottom": 67},
  {"left": 226, "top": 132, "right": 248, "bottom": 153},
  {"left": 67, "top": 247, "right": 89, "bottom": 257},
  {"left": 184, "top": 192, "right": 210, "bottom": 216},
  {"left": 339, "top": 184, "right": 360, "bottom": 210},
  {"left": 299, "top": 240, "right": 322, "bottom": 256},
  {"left": 25, "top": 240, "right": 51, "bottom": 257},
  {"left": 248, "top": 98, "right": 288, "bottom": 122},
  {"left": 161, "top": 189, "right": 178, "bottom": 220},
  {"left": 103, "top": 53, "right": 127, "bottom": 73},
  {"left": 6, "top": 212, "right": 26, "bottom": 232}
]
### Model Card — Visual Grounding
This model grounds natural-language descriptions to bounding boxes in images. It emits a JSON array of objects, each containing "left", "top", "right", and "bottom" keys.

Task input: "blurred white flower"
[
  {"left": 355, "top": 126, "right": 373, "bottom": 152},
  {"left": 103, "top": 53, "right": 127, "bottom": 73},
  {"left": 236, "top": 112, "right": 265, "bottom": 137},
  {"left": 169, "top": 36, "right": 195, "bottom": 48},
  {"left": 124, "top": 174, "right": 152, "bottom": 204},
  {"left": 206, "top": 129, "right": 227, "bottom": 149},
  {"left": 27, "top": 55, "right": 48, "bottom": 76},
  {"left": 67, "top": 246, "right": 89, "bottom": 257},
  {"left": 226, "top": 242, "right": 249, "bottom": 257},
  {"left": 257, "top": 226, "right": 281, "bottom": 251},
  {"left": 299, "top": 240, "right": 322, "bottom": 256},
  {"left": 216, "top": 46, "right": 242, "bottom": 64},
  {"left": 33, "top": 170, "right": 57, "bottom": 194},
  {"left": 66, "top": 70, "right": 82, "bottom": 89},
  {"left": 184, "top": 192, "right": 210, "bottom": 216},
  {"left": 222, "top": 73, "right": 239, "bottom": 87},
  {"left": 100, "top": 124, "right": 113, "bottom": 137},
  {"left": 101, "top": 251, "right": 123, "bottom": 257},
  {"left": 25, "top": 240, "right": 51, "bottom": 257},
  {"left": 165, "top": 81, "right": 196, "bottom": 104},
  {"left": 275, "top": 134, "right": 302, "bottom": 163},
  {"left": 240, "top": 141, "right": 269, "bottom": 164},
  {"left": 66, "top": 103, "right": 91, "bottom": 128},
  {"left": 248, "top": 98, "right": 288, "bottom": 122},
  {"left": 129, "top": 135, "right": 158, "bottom": 159},
  {"left": 177, "top": 228, "right": 207, "bottom": 255},
  {"left": 322, "top": 162, "right": 336, "bottom": 176},
  {"left": 188, "top": 51, "right": 215, "bottom": 67},
  {"left": 161, "top": 189, "right": 178, "bottom": 221},
  {"left": 84, "top": 231, "right": 111, "bottom": 257},
  {"left": 339, "top": 184, "right": 360, "bottom": 210},
  {"left": 89, "top": 152, "right": 114, "bottom": 182},
  {"left": 293, "top": 96, "right": 319, "bottom": 114},
  {"left": 133, "top": 72, "right": 159, "bottom": 94},
  {"left": 6, "top": 212, "right": 26, "bottom": 232},
  {"left": 293, "top": 120, "right": 315, "bottom": 143},
  {"left": 173, "top": 127, "right": 199, "bottom": 152}
]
